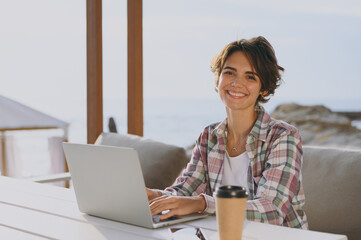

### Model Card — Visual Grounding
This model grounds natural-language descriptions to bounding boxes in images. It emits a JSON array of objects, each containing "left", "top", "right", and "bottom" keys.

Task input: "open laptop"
[{"left": 62, "top": 143, "right": 208, "bottom": 228}]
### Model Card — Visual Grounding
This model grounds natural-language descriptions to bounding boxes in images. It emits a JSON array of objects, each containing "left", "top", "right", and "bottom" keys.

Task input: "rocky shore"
[{"left": 271, "top": 103, "right": 361, "bottom": 149}]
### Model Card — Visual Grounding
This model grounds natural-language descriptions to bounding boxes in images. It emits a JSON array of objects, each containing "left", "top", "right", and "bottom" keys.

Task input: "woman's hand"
[
  {"left": 146, "top": 188, "right": 162, "bottom": 201},
  {"left": 149, "top": 195, "right": 206, "bottom": 221}
]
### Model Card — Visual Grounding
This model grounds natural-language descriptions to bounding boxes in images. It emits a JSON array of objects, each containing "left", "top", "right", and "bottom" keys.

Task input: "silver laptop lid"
[{"left": 63, "top": 143, "right": 154, "bottom": 228}]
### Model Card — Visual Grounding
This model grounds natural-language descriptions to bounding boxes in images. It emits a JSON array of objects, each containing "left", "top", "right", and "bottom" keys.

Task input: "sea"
[{"left": 4, "top": 97, "right": 361, "bottom": 178}]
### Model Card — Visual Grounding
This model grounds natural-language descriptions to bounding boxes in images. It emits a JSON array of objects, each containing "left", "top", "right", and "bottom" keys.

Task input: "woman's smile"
[{"left": 226, "top": 90, "right": 247, "bottom": 98}]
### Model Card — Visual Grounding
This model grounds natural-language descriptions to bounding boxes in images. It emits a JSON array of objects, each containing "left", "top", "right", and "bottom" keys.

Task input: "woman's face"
[{"left": 218, "top": 51, "right": 264, "bottom": 112}]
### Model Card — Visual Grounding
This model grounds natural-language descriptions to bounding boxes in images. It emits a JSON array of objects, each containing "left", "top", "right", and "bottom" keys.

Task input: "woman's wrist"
[
  {"left": 156, "top": 190, "right": 162, "bottom": 198},
  {"left": 197, "top": 195, "right": 207, "bottom": 213},
  {"left": 148, "top": 188, "right": 163, "bottom": 200}
]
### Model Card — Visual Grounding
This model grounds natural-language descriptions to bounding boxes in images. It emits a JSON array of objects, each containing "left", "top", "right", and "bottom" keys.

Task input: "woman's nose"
[{"left": 231, "top": 76, "right": 244, "bottom": 87}]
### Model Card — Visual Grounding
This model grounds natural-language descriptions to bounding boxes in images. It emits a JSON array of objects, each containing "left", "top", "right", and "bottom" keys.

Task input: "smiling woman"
[
  {"left": 146, "top": 36, "right": 308, "bottom": 229},
  {"left": 211, "top": 36, "right": 284, "bottom": 105}
]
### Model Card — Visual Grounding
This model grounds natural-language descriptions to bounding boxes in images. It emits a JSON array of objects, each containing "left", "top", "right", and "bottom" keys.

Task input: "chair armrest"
[{"left": 28, "top": 172, "right": 71, "bottom": 183}]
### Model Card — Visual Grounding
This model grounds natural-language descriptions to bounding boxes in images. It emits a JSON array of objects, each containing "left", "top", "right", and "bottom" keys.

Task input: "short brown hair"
[{"left": 211, "top": 36, "right": 284, "bottom": 103}]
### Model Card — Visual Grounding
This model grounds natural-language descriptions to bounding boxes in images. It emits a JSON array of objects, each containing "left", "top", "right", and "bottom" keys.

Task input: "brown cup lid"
[{"left": 214, "top": 185, "right": 248, "bottom": 198}]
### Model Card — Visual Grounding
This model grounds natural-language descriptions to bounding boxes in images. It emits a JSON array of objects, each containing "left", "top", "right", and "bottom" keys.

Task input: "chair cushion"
[
  {"left": 95, "top": 132, "right": 189, "bottom": 189},
  {"left": 302, "top": 146, "right": 361, "bottom": 240}
]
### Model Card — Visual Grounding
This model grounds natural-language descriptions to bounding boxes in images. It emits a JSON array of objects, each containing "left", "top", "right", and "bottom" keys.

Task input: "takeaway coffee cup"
[{"left": 215, "top": 185, "right": 248, "bottom": 240}]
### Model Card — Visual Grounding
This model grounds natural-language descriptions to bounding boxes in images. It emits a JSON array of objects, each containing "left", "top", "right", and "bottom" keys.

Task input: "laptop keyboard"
[
  {"left": 152, "top": 214, "right": 178, "bottom": 223},
  {"left": 152, "top": 214, "right": 161, "bottom": 223}
]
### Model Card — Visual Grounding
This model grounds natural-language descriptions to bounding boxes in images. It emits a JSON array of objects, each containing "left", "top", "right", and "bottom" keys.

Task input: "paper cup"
[{"left": 215, "top": 185, "right": 248, "bottom": 240}]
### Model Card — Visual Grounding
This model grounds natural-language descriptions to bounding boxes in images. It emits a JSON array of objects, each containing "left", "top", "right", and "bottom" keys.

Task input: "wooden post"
[
  {"left": 127, "top": 0, "right": 143, "bottom": 136},
  {"left": 87, "top": 0, "right": 103, "bottom": 144},
  {"left": 1, "top": 132, "right": 6, "bottom": 176},
  {"left": 63, "top": 137, "right": 70, "bottom": 188}
]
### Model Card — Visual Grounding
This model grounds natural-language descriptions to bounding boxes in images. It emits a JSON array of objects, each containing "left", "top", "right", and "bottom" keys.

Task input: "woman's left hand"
[{"left": 149, "top": 195, "right": 206, "bottom": 220}]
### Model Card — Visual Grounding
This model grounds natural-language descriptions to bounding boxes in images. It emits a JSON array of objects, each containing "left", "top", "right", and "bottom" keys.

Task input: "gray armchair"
[{"left": 302, "top": 146, "right": 361, "bottom": 240}]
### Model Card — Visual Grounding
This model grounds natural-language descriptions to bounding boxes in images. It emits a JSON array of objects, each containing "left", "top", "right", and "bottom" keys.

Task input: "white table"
[{"left": 0, "top": 176, "right": 347, "bottom": 240}]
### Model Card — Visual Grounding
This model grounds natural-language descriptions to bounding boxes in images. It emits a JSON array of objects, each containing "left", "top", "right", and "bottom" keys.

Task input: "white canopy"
[{"left": 0, "top": 95, "right": 68, "bottom": 131}]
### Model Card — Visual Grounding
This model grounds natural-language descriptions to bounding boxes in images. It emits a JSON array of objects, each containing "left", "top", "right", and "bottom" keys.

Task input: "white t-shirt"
[{"left": 222, "top": 151, "right": 250, "bottom": 193}]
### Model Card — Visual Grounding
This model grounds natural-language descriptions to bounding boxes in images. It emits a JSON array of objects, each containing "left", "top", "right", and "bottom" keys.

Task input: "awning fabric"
[{"left": 0, "top": 95, "right": 68, "bottom": 131}]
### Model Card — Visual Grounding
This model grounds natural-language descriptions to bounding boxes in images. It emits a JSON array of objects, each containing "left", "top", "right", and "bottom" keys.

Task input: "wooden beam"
[
  {"left": 63, "top": 137, "right": 70, "bottom": 188},
  {"left": 1, "top": 132, "right": 6, "bottom": 176},
  {"left": 0, "top": 127, "right": 58, "bottom": 132},
  {"left": 127, "top": 0, "right": 143, "bottom": 136},
  {"left": 87, "top": 0, "right": 103, "bottom": 144}
]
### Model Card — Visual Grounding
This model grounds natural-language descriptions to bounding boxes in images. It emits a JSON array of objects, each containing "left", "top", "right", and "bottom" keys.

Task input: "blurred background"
[{"left": 1, "top": 0, "right": 360, "bottom": 178}]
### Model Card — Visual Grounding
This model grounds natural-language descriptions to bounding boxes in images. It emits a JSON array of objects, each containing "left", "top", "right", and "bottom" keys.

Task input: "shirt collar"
[
  {"left": 211, "top": 105, "right": 271, "bottom": 142},
  {"left": 211, "top": 119, "right": 228, "bottom": 137},
  {"left": 249, "top": 105, "right": 271, "bottom": 142}
]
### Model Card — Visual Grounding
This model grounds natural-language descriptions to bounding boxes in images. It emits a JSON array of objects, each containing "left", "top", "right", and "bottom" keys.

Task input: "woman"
[{"left": 147, "top": 36, "right": 308, "bottom": 229}]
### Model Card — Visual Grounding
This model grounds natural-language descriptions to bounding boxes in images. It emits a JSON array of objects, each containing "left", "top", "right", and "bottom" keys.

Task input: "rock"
[{"left": 271, "top": 103, "right": 361, "bottom": 149}]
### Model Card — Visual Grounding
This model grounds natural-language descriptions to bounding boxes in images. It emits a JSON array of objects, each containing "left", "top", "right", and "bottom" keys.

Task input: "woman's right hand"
[{"left": 146, "top": 188, "right": 162, "bottom": 201}]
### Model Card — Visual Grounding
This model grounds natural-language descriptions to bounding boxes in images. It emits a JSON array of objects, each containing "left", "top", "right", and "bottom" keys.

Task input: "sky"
[{"left": 1, "top": 0, "right": 361, "bottom": 127}]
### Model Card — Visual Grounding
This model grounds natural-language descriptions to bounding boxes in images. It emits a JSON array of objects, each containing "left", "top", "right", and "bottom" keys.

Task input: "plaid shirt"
[{"left": 164, "top": 107, "right": 308, "bottom": 229}]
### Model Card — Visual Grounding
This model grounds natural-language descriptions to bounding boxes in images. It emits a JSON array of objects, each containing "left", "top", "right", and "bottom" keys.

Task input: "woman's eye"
[
  {"left": 224, "top": 71, "right": 233, "bottom": 75},
  {"left": 247, "top": 75, "right": 256, "bottom": 80}
]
